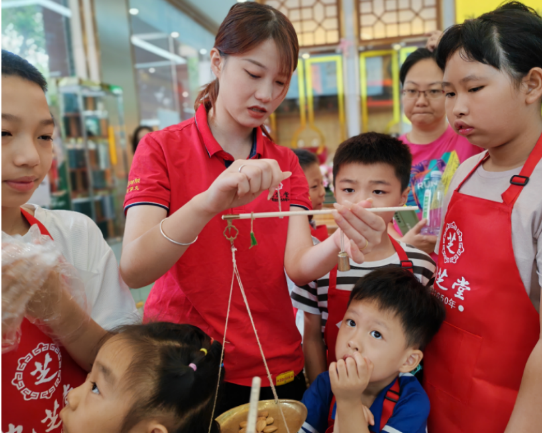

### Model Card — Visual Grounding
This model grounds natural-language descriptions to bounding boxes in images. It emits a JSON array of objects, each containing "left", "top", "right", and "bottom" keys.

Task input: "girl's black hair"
[
  {"left": 2, "top": 50, "right": 47, "bottom": 92},
  {"left": 399, "top": 48, "right": 437, "bottom": 85},
  {"left": 114, "top": 322, "right": 223, "bottom": 433},
  {"left": 292, "top": 148, "right": 319, "bottom": 170},
  {"left": 435, "top": 1, "right": 542, "bottom": 85},
  {"left": 132, "top": 125, "right": 154, "bottom": 153}
]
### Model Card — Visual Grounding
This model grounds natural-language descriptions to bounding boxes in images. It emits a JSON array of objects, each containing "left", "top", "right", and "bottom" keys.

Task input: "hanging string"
[
  {"left": 231, "top": 245, "right": 290, "bottom": 433},
  {"left": 208, "top": 253, "right": 235, "bottom": 433}
]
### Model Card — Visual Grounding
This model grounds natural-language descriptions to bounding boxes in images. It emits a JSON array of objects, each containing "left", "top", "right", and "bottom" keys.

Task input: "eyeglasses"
[{"left": 402, "top": 89, "right": 445, "bottom": 99}]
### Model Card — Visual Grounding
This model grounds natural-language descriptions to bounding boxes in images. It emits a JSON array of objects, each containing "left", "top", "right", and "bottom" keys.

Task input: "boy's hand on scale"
[
  {"left": 200, "top": 159, "right": 292, "bottom": 215},
  {"left": 331, "top": 199, "right": 387, "bottom": 264},
  {"left": 329, "top": 352, "right": 375, "bottom": 427}
]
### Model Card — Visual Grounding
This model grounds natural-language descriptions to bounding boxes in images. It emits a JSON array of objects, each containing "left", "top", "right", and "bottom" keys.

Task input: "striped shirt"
[{"left": 291, "top": 241, "right": 436, "bottom": 335}]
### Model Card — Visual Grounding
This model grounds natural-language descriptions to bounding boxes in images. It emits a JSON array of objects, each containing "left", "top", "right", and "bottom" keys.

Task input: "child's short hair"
[
  {"left": 348, "top": 267, "right": 445, "bottom": 350},
  {"left": 399, "top": 48, "right": 436, "bottom": 85},
  {"left": 113, "top": 322, "right": 222, "bottom": 433},
  {"left": 293, "top": 148, "right": 319, "bottom": 170},
  {"left": 436, "top": 2, "right": 542, "bottom": 87},
  {"left": 333, "top": 132, "right": 412, "bottom": 191},
  {"left": 2, "top": 50, "right": 47, "bottom": 92}
]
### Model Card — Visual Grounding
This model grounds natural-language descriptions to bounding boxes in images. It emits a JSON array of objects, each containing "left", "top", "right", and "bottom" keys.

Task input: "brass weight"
[{"left": 337, "top": 251, "right": 350, "bottom": 272}]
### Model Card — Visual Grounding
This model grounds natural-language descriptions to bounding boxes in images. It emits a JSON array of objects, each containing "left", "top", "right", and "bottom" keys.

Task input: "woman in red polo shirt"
[{"left": 120, "top": 3, "right": 385, "bottom": 413}]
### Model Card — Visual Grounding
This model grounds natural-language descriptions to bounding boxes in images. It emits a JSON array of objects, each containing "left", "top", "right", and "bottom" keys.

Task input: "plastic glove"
[{"left": 2, "top": 225, "right": 88, "bottom": 353}]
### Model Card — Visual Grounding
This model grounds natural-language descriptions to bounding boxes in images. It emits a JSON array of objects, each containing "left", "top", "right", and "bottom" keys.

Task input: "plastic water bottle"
[{"left": 421, "top": 171, "right": 445, "bottom": 236}]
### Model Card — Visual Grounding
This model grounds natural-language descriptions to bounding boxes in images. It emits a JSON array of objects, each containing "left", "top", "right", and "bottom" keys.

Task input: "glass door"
[
  {"left": 359, "top": 50, "right": 400, "bottom": 134},
  {"left": 273, "top": 54, "right": 346, "bottom": 161}
]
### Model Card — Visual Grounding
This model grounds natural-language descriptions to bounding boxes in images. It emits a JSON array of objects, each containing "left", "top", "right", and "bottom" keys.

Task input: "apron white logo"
[
  {"left": 11, "top": 342, "right": 62, "bottom": 401},
  {"left": 442, "top": 222, "right": 465, "bottom": 264}
]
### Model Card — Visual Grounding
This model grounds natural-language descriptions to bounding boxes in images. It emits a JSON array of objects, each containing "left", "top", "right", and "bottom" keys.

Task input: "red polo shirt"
[{"left": 124, "top": 105, "right": 311, "bottom": 386}]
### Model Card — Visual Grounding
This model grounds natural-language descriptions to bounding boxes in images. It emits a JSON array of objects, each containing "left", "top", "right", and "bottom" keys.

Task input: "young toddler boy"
[
  {"left": 291, "top": 133, "right": 436, "bottom": 383},
  {"left": 301, "top": 267, "right": 445, "bottom": 433},
  {"left": 292, "top": 149, "right": 327, "bottom": 239},
  {"left": 288, "top": 149, "right": 327, "bottom": 338}
]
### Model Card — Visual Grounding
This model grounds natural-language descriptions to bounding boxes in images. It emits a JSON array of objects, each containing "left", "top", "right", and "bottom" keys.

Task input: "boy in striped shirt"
[{"left": 291, "top": 133, "right": 436, "bottom": 383}]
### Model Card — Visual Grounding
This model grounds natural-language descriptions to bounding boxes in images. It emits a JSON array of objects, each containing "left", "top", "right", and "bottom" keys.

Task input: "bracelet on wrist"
[{"left": 159, "top": 218, "right": 198, "bottom": 246}]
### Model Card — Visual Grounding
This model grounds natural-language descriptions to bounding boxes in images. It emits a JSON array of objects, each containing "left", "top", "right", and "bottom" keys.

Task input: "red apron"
[
  {"left": 311, "top": 224, "right": 329, "bottom": 242},
  {"left": 2, "top": 209, "right": 87, "bottom": 433},
  {"left": 424, "top": 135, "right": 542, "bottom": 432},
  {"left": 324, "top": 236, "right": 413, "bottom": 364}
]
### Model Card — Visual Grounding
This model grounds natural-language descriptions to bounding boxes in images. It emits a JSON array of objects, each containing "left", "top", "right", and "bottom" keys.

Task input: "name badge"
[{"left": 276, "top": 371, "right": 295, "bottom": 386}]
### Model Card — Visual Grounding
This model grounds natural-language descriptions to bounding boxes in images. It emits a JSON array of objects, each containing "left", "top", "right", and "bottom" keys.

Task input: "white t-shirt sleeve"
[
  {"left": 84, "top": 233, "right": 139, "bottom": 329},
  {"left": 30, "top": 205, "right": 138, "bottom": 329}
]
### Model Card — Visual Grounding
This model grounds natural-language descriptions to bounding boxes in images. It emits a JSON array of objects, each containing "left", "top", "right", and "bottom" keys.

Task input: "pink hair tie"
[{"left": 189, "top": 363, "right": 197, "bottom": 371}]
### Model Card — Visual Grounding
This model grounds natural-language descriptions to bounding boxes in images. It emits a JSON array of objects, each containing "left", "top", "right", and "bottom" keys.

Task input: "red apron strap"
[
  {"left": 389, "top": 236, "right": 413, "bottom": 273},
  {"left": 326, "top": 396, "right": 337, "bottom": 433},
  {"left": 20, "top": 208, "right": 53, "bottom": 239},
  {"left": 502, "top": 133, "right": 542, "bottom": 206},
  {"left": 380, "top": 377, "right": 401, "bottom": 431},
  {"left": 311, "top": 224, "right": 330, "bottom": 242},
  {"left": 329, "top": 265, "right": 338, "bottom": 290}
]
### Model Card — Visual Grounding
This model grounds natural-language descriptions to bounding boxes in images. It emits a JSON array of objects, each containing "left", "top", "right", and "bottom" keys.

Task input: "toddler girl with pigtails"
[{"left": 60, "top": 323, "right": 224, "bottom": 433}]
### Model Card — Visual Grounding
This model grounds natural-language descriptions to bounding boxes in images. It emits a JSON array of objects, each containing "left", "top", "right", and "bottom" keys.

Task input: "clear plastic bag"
[{"left": 2, "top": 225, "right": 88, "bottom": 353}]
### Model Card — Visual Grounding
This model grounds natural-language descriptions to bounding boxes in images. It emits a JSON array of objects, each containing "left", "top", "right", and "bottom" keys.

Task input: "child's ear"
[
  {"left": 148, "top": 423, "right": 168, "bottom": 433},
  {"left": 400, "top": 187, "right": 410, "bottom": 206},
  {"left": 399, "top": 349, "right": 423, "bottom": 374},
  {"left": 523, "top": 67, "right": 542, "bottom": 105}
]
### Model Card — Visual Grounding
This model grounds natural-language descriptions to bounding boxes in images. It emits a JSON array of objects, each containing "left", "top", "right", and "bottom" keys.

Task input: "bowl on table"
[{"left": 216, "top": 399, "right": 307, "bottom": 433}]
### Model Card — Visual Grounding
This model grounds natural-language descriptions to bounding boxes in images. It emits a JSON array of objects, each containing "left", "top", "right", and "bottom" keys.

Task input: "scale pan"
[{"left": 216, "top": 399, "right": 307, "bottom": 433}]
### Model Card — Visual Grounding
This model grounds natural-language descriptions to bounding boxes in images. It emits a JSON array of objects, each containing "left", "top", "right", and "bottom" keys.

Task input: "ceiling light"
[
  {"left": 129, "top": 8, "right": 139, "bottom": 15},
  {"left": 171, "top": 31, "right": 180, "bottom": 38},
  {"left": 199, "top": 48, "right": 208, "bottom": 55},
  {"left": 182, "top": 91, "right": 189, "bottom": 97},
  {"left": 149, "top": 68, "right": 156, "bottom": 73},
  {"left": 392, "top": 43, "right": 402, "bottom": 51},
  {"left": 131, "top": 36, "right": 186, "bottom": 64},
  {"left": 301, "top": 53, "right": 310, "bottom": 59}
]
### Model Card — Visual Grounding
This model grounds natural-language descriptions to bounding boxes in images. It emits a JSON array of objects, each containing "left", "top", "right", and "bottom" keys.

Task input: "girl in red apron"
[
  {"left": 121, "top": 3, "right": 385, "bottom": 413},
  {"left": 426, "top": 3, "right": 542, "bottom": 431}
]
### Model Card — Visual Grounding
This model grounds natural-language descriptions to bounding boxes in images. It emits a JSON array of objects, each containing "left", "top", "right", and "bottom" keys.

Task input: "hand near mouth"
[
  {"left": 329, "top": 352, "right": 375, "bottom": 432},
  {"left": 329, "top": 352, "right": 374, "bottom": 401}
]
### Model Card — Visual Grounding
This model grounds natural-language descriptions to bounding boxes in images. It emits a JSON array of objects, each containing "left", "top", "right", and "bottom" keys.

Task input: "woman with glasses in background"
[{"left": 389, "top": 48, "right": 482, "bottom": 256}]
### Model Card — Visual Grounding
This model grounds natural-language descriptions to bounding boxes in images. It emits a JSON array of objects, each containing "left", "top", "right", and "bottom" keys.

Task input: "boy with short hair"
[
  {"left": 2, "top": 49, "right": 136, "bottom": 432},
  {"left": 301, "top": 267, "right": 446, "bottom": 433},
  {"left": 292, "top": 133, "right": 436, "bottom": 383}
]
